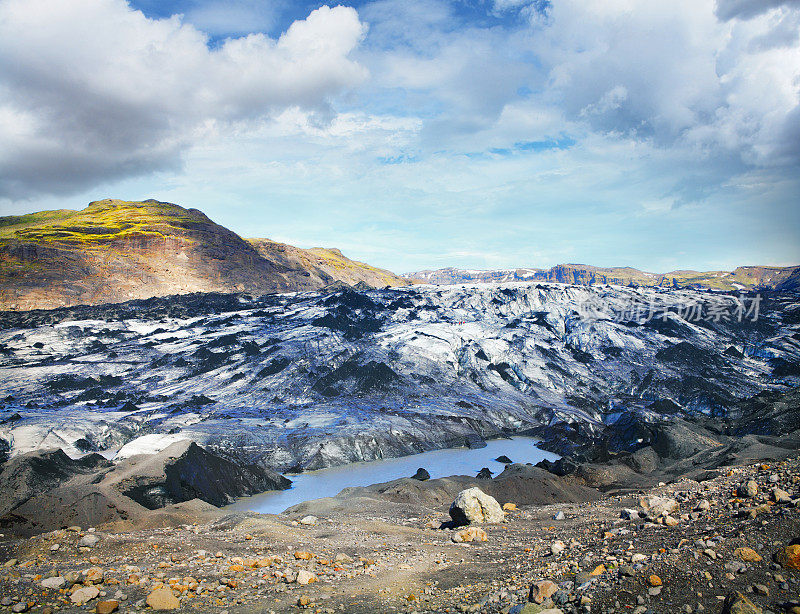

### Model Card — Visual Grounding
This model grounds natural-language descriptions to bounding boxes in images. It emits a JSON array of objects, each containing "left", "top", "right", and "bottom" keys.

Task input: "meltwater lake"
[{"left": 228, "top": 436, "right": 559, "bottom": 515}]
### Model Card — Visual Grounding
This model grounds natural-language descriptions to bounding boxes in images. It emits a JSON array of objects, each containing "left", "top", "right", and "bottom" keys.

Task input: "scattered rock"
[
  {"left": 299, "top": 515, "right": 318, "bottom": 526},
  {"left": 79, "top": 533, "right": 100, "bottom": 547},
  {"left": 40, "top": 576, "right": 65, "bottom": 589},
  {"left": 70, "top": 586, "right": 100, "bottom": 606},
  {"left": 771, "top": 487, "right": 791, "bottom": 503},
  {"left": 146, "top": 587, "right": 180, "bottom": 610},
  {"left": 96, "top": 600, "right": 119, "bottom": 614},
  {"left": 550, "top": 540, "right": 566, "bottom": 556},
  {"left": 738, "top": 480, "right": 758, "bottom": 498},
  {"left": 295, "top": 570, "right": 317, "bottom": 585},
  {"left": 720, "top": 591, "right": 762, "bottom": 614},
  {"left": 529, "top": 580, "right": 559, "bottom": 604},
  {"left": 85, "top": 566, "right": 104, "bottom": 584},
  {"left": 639, "top": 495, "right": 679, "bottom": 517},
  {"left": 734, "top": 547, "right": 763, "bottom": 563},
  {"left": 449, "top": 487, "right": 504, "bottom": 525},
  {"left": 451, "top": 527, "right": 488, "bottom": 543},
  {"left": 412, "top": 468, "right": 430, "bottom": 481},
  {"left": 476, "top": 467, "right": 494, "bottom": 479},
  {"left": 775, "top": 544, "right": 800, "bottom": 570}
]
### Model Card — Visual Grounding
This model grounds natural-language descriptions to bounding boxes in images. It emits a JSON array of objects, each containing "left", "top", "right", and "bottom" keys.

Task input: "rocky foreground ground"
[{"left": 0, "top": 455, "right": 798, "bottom": 614}]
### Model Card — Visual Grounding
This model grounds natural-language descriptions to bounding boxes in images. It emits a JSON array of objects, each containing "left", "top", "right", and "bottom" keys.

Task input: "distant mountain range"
[
  {"left": 0, "top": 199, "right": 408, "bottom": 310},
  {"left": 1, "top": 198, "right": 797, "bottom": 311},
  {"left": 404, "top": 264, "right": 800, "bottom": 291}
]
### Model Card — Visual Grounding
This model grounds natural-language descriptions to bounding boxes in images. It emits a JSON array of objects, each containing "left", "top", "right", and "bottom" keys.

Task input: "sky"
[{"left": 0, "top": 0, "right": 799, "bottom": 274}]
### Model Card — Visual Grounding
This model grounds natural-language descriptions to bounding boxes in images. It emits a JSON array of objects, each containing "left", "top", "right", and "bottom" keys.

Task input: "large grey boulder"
[{"left": 449, "top": 487, "right": 504, "bottom": 525}]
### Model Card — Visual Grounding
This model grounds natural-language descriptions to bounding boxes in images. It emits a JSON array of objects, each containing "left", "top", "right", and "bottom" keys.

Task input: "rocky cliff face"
[
  {"left": 406, "top": 264, "right": 800, "bottom": 291},
  {"left": 0, "top": 199, "right": 408, "bottom": 310},
  {"left": 247, "top": 240, "right": 407, "bottom": 291}
]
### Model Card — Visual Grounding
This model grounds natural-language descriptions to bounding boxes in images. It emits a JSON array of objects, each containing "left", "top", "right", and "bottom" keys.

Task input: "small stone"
[
  {"left": 295, "top": 570, "right": 317, "bottom": 585},
  {"left": 503, "top": 502, "right": 518, "bottom": 511},
  {"left": 95, "top": 600, "right": 119, "bottom": 614},
  {"left": 620, "top": 508, "right": 640, "bottom": 520},
  {"left": 775, "top": 544, "right": 800, "bottom": 570},
  {"left": 79, "top": 534, "right": 100, "bottom": 548},
  {"left": 146, "top": 587, "right": 180, "bottom": 610},
  {"left": 529, "top": 580, "right": 559, "bottom": 604},
  {"left": 70, "top": 586, "right": 100, "bottom": 606},
  {"left": 553, "top": 511, "right": 565, "bottom": 521},
  {"left": 738, "top": 480, "right": 758, "bottom": 498},
  {"left": 694, "top": 500, "right": 711, "bottom": 511},
  {"left": 452, "top": 527, "right": 488, "bottom": 543},
  {"left": 550, "top": 540, "right": 566, "bottom": 556},
  {"left": 294, "top": 551, "right": 314, "bottom": 560},
  {"left": 618, "top": 565, "right": 635, "bottom": 577},
  {"left": 299, "top": 515, "right": 318, "bottom": 526},
  {"left": 589, "top": 564, "right": 606, "bottom": 576},
  {"left": 648, "top": 575, "right": 662, "bottom": 587},
  {"left": 771, "top": 488, "right": 791, "bottom": 503},
  {"left": 752, "top": 584, "right": 768, "bottom": 596},
  {"left": 648, "top": 586, "right": 662, "bottom": 597},
  {"left": 297, "top": 595, "right": 313, "bottom": 608},
  {"left": 11, "top": 603, "right": 29, "bottom": 613},
  {"left": 86, "top": 566, "right": 104, "bottom": 584},
  {"left": 40, "top": 576, "right": 66, "bottom": 589},
  {"left": 720, "top": 591, "right": 761, "bottom": 614},
  {"left": 639, "top": 495, "right": 679, "bottom": 516},
  {"left": 734, "top": 548, "right": 762, "bottom": 563}
]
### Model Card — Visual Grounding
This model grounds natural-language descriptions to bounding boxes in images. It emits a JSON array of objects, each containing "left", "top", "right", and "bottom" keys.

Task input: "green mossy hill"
[{"left": 0, "top": 199, "right": 214, "bottom": 248}]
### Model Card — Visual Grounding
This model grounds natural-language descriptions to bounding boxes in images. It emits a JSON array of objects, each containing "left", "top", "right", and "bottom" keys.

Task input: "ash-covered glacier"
[{"left": 0, "top": 283, "right": 797, "bottom": 473}]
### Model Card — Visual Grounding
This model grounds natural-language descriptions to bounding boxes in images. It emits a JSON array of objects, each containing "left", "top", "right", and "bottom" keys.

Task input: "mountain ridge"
[
  {"left": 405, "top": 263, "right": 800, "bottom": 291},
  {"left": 0, "top": 199, "right": 408, "bottom": 310}
]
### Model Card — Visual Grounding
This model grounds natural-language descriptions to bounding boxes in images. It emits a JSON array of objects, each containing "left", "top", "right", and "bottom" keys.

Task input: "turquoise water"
[{"left": 228, "top": 437, "right": 559, "bottom": 515}]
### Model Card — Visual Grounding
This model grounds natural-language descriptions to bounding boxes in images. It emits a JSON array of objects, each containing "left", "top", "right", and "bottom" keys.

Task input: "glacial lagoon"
[{"left": 228, "top": 436, "right": 559, "bottom": 515}]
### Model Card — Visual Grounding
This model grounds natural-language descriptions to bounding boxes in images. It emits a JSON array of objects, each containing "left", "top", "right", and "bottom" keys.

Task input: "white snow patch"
[{"left": 115, "top": 434, "right": 189, "bottom": 460}]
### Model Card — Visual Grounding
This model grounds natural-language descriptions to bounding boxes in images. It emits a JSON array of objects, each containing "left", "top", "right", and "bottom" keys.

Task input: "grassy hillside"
[{"left": 0, "top": 200, "right": 211, "bottom": 249}]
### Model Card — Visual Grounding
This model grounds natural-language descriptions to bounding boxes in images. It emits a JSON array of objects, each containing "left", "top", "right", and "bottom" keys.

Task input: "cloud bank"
[
  {"left": 0, "top": 0, "right": 366, "bottom": 197},
  {"left": 0, "top": 0, "right": 798, "bottom": 272}
]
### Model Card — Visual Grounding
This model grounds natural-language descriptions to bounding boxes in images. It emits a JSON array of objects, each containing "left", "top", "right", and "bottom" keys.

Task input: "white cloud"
[
  {"left": 532, "top": 0, "right": 800, "bottom": 173},
  {"left": 0, "top": 0, "right": 367, "bottom": 198}
]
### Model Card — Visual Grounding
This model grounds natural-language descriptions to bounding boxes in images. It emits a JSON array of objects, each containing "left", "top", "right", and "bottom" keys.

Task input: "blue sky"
[{"left": 0, "top": 0, "right": 799, "bottom": 274}]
